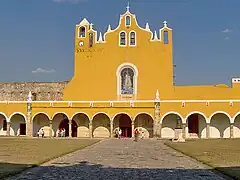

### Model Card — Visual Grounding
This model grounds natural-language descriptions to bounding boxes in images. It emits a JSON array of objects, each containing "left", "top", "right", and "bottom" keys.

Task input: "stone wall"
[{"left": 0, "top": 81, "right": 69, "bottom": 101}]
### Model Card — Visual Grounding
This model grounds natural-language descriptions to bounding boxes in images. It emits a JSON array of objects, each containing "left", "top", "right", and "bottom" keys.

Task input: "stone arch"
[
  {"left": 185, "top": 111, "right": 207, "bottom": 138},
  {"left": 92, "top": 113, "right": 111, "bottom": 138},
  {"left": 134, "top": 113, "right": 154, "bottom": 138},
  {"left": 52, "top": 112, "right": 77, "bottom": 137},
  {"left": 209, "top": 111, "right": 231, "bottom": 138},
  {"left": 72, "top": 113, "right": 90, "bottom": 138},
  {"left": 233, "top": 113, "right": 240, "bottom": 138},
  {"left": 161, "top": 112, "right": 183, "bottom": 139},
  {"left": 32, "top": 113, "right": 52, "bottom": 137},
  {"left": 0, "top": 112, "right": 8, "bottom": 136},
  {"left": 112, "top": 113, "right": 132, "bottom": 138},
  {"left": 9, "top": 113, "right": 26, "bottom": 136}
]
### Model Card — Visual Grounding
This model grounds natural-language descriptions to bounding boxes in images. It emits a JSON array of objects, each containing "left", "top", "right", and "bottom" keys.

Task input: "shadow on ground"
[{"left": 1, "top": 161, "right": 239, "bottom": 180}]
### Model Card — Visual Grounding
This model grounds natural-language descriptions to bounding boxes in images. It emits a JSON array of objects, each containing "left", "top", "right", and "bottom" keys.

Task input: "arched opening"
[
  {"left": 163, "top": 30, "right": 169, "bottom": 44},
  {"left": 119, "top": 31, "right": 126, "bottom": 46},
  {"left": 92, "top": 113, "right": 110, "bottom": 138},
  {"left": 0, "top": 113, "right": 7, "bottom": 136},
  {"left": 10, "top": 113, "right": 26, "bottom": 136},
  {"left": 126, "top": 16, "right": 130, "bottom": 26},
  {"left": 32, "top": 113, "right": 52, "bottom": 137},
  {"left": 89, "top": 32, "right": 93, "bottom": 47},
  {"left": 210, "top": 113, "right": 231, "bottom": 138},
  {"left": 186, "top": 113, "right": 207, "bottom": 138},
  {"left": 129, "top": 31, "right": 136, "bottom": 46},
  {"left": 79, "top": 26, "right": 86, "bottom": 38},
  {"left": 121, "top": 67, "right": 134, "bottom": 95},
  {"left": 72, "top": 113, "right": 90, "bottom": 138},
  {"left": 52, "top": 113, "right": 78, "bottom": 137},
  {"left": 113, "top": 113, "right": 132, "bottom": 138},
  {"left": 58, "top": 119, "right": 78, "bottom": 137},
  {"left": 134, "top": 113, "right": 154, "bottom": 138},
  {"left": 161, "top": 113, "right": 183, "bottom": 139},
  {"left": 233, "top": 114, "right": 240, "bottom": 138}
]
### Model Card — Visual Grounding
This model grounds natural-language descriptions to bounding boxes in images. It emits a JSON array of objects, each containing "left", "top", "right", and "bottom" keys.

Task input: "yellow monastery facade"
[{"left": 0, "top": 6, "right": 240, "bottom": 139}]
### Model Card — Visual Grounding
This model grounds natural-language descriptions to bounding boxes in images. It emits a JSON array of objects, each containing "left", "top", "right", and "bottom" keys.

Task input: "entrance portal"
[
  {"left": 59, "top": 119, "right": 78, "bottom": 137},
  {"left": 119, "top": 114, "right": 132, "bottom": 138},
  {"left": 188, "top": 114, "right": 199, "bottom": 134},
  {"left": 19, "top": 123, "right": 26, "bottom": 135}
]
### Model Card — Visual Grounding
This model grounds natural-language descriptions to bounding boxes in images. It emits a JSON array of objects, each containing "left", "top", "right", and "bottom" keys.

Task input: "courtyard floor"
[{"left": 5, "top": 138, "right": 231, "bottom": 180}]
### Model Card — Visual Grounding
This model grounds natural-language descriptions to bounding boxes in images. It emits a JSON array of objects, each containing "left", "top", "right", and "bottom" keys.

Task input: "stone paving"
[{"left": 6, "top": 139, "right": 231, "bottom": 180}]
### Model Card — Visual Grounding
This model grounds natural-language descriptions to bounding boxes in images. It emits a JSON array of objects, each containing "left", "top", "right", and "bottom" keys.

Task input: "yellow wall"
[{"left": 62, "top": 8, "right": 240, "bottom": 101}]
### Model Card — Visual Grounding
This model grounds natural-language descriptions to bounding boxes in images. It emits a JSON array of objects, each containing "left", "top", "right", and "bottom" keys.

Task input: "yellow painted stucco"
[{"left": 0, "top": 7, "right": 240, "bottom": 139}]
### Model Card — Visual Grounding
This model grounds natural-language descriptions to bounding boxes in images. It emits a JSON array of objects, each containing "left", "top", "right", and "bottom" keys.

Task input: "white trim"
[
  {"left": 112, "top": 112, "right": 132, "bottom": 122},
  {"left": 0, "top": 112, "right": 8, "bottom": 119},
  {"left": 32, "top": 112, "right": 51, "bottom": 121},
  {"left": 129, "top": 30, "right": 137, "bottom": 46},
  {"left": 52, "top": 112, "right": 70, "bottom": 120},
  {"left": 209, "top": 111, "right": 232, "bottom": 123},
  {"left": 125, "top": 15, "right": 131, "bottom": 27},
  {"left": 119, "top": 31, "right": 127, "bottom": 47},
  {"left": 71, "top": 112, "right": 91, "bottom": 121},
  {"left": 1, "top": 99, "right": 240, "bottom": 103},
  {"left": 116, "top": 63, "right": 138, "bottom": 96},
  {"left": 78, "top": 26, "right": 86, "bottom": 38},
  {"left": 233, "top": 112, "right": 240, "bottom": 122},
  {"left": 9, "top": 112, "right": 27, "bottom": 123},
  {"left": 185, "top": 111, "right": 208, "bottom": 124},
  {"left": 133, "top": 112, "right": 154, "bottom": 122},
  {"left": 92, "top": 112, "right": 111, "bottom": 121},
  {"left": 160, "top": 111, "right": 183, "bottom": 124}
]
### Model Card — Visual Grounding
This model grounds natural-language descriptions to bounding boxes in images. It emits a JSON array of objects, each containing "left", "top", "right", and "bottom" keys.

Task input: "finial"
[
  {"left": 163, "top": 20, "right": 167, "bottom": 27},
  {"left": 126, "top": 1, "right": 130, "bottom": 12},
  {"left": 98, "top": 32, "right": 103, "bottom": 42},
  {"left": 27, "top": 91, "right": 32, "bottom": 102},
  {"left": 145, "top": 23, "right": 150, "bottom": 31},
  {"left": 155, "top": 89, "right": 160, "bottom": 101},
  {"left": 153, "top": 30, "right": 158, "bottom": 40},
  {"left": 90, "top": 23, "right": 94, "bottom": 30},
  {"left": 107, "top": 24, "right": 112, "bottom": 32}
]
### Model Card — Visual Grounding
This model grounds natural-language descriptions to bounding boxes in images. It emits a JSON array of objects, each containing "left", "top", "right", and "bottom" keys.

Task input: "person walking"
[
  {"left": 134, "top": 128, "right": 139, "bottom": 142},
  {"left": 118, "top": 128, "right": 122, "bottom": 139}
]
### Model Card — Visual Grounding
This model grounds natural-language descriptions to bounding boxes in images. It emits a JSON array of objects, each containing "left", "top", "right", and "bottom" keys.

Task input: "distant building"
[{"left": 0, "top": 5, "right": 240, "bottom": 139}]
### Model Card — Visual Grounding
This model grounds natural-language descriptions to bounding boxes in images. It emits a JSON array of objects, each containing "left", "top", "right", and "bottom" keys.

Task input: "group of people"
[
  {"left": 37, "top": 128, "right": 44, "bottom": 138},
  {"left": 115, "top": 128, "right": 144, "bottom": 141},
  {"left": 58, "top": 128, "right": 66, "bottom": 137}
]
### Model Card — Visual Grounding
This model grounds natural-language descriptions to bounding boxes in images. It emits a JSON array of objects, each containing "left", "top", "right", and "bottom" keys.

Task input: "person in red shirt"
[{"left": 134, "top": 129, "right": 139, "bottom": 142}]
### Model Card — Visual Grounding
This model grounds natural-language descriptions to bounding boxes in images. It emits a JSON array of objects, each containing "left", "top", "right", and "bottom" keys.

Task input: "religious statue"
[{"left": 122, "top": 70, "right": 133, "bottom": 94}]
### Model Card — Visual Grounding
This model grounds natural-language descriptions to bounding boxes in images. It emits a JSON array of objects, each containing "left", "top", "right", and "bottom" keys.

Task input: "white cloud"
[
  {"left": 222, "top": 28, "right": 232, "bottom": 33},
  {"left": 52, "top": 0, "right": 87, "bottom": 3},
  {"left": 224, "top": 37, "right": 229, "bottom": 40},
  {"left": 32, "top": 68, "right": 56, "bottom": 73}
]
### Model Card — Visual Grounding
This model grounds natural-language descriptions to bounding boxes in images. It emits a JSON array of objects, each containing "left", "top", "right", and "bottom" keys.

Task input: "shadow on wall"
[{"left": 1, "top": 161, "right": 239, "bottom": 180}]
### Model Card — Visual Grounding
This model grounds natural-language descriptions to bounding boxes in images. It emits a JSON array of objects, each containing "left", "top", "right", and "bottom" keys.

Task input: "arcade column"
[
  {"left": 154, "top": 90, "right": 160, "bottom": 138},
  {"left": 26, "top": 91, "right": 33, "bottom": 137}
]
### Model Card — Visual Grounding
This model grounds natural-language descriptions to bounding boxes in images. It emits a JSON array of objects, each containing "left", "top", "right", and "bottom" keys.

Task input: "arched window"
[
  {"left": 126, "top": 16, "right": 131, "bottom": 26},
  {"left": 163, "top": 30, "right": 169, "bottom": 44},
  {"left": 130, "top": 31, "right": 136, "bottom": 46},
  {"left": 119, "top": 31, "right": 126, "bottom": 46},
  {"left": 120, "top": 68, "right": 134, "bottom": 94},
  {"left": 89, "top": 32, "right": 93, "bottom": 47},
  {"left": 79, "top": 26, "right": 86, "bottom": 38}
]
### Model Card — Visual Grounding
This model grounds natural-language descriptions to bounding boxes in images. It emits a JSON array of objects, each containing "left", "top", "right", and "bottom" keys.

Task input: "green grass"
[
  {"left": 165, "top": 139, "right": 240, "bottom": 179},
  {"left": 0, "top": 137, "right": 99, "bottom": 178}
]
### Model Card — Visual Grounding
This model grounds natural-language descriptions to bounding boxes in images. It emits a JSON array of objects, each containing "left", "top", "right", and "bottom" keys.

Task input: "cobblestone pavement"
[{"left": 6, "top": 139, "right": 231, "bottom": 180}]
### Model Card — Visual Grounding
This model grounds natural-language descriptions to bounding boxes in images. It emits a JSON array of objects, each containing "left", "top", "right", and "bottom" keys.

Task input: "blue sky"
[{"left": 0, "top": 0, "right": 239, "bottom": 86}]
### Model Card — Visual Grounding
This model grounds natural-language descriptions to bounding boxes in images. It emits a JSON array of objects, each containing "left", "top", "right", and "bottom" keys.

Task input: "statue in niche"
[{"left": 121, "top": 68, "right": 134, "bottom": 94}]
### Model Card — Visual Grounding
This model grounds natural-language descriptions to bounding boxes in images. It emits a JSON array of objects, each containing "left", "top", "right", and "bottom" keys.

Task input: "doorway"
[
  {"left": 188, "top": 114, "right": 199, "bottom": 134},
  {"left": 19, "top": 123, "right": 26, "bottom": 135},
  {"left": 119, "top": 114, "right": 132, "bottom": 138}
]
